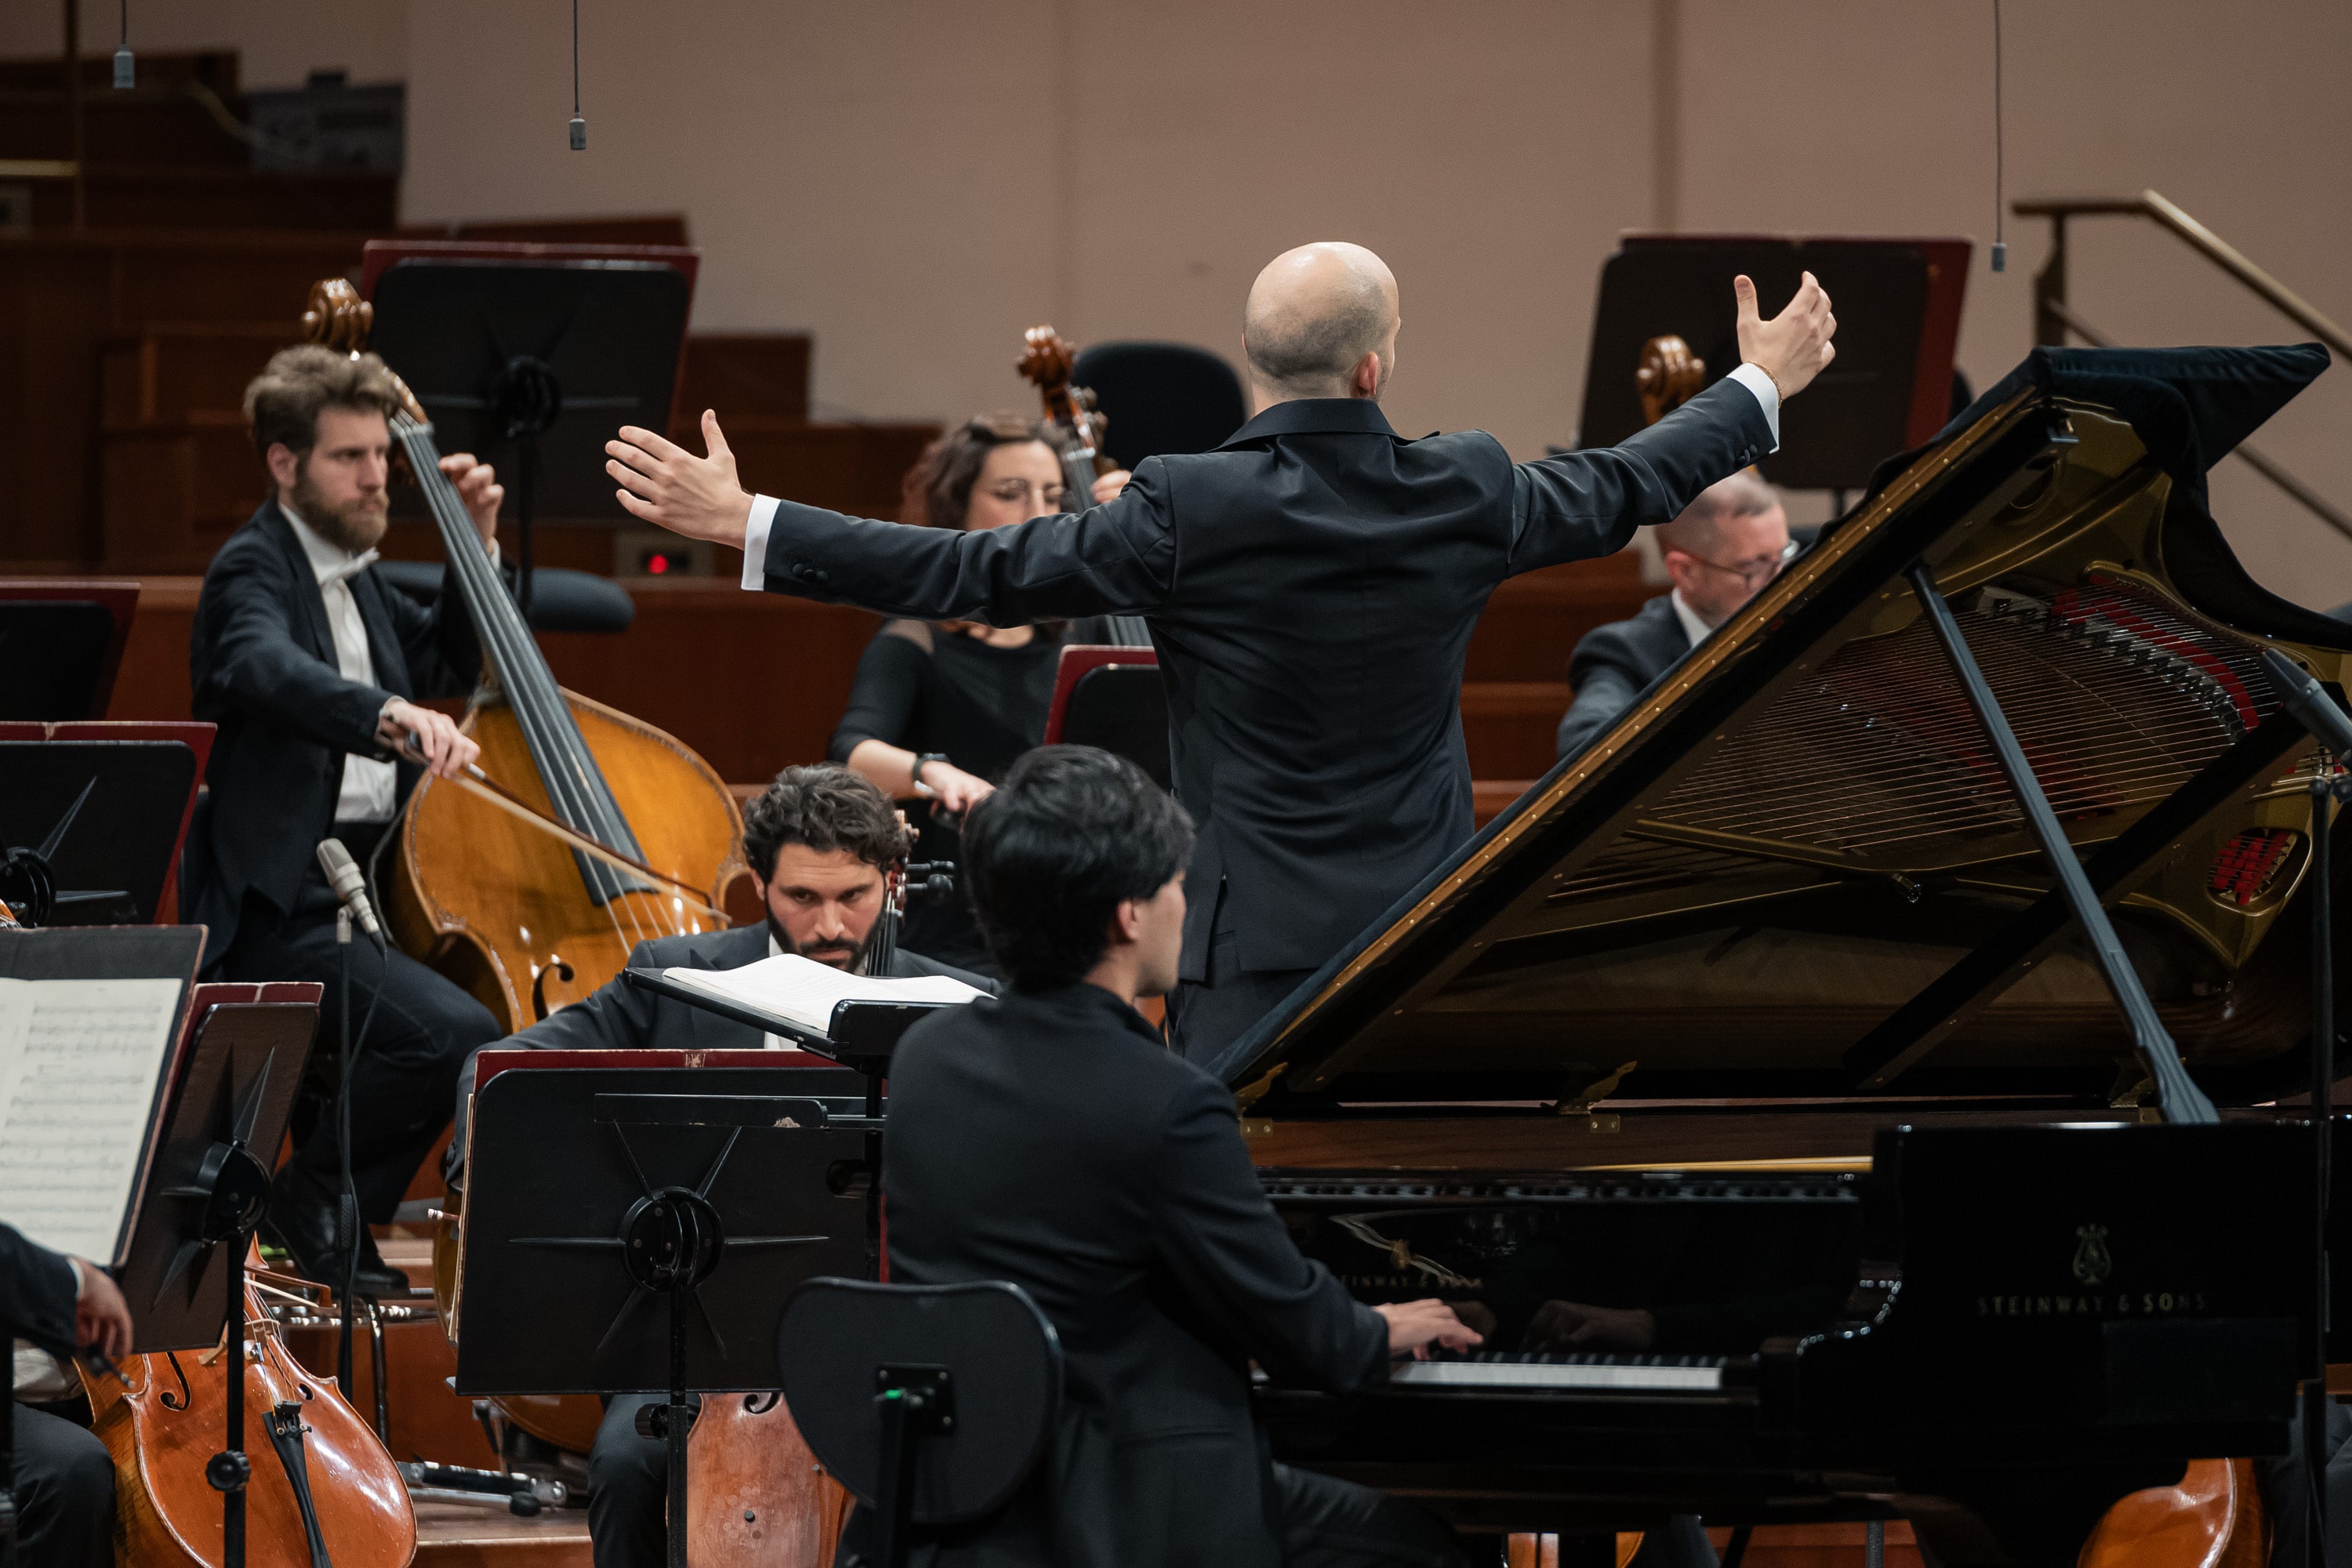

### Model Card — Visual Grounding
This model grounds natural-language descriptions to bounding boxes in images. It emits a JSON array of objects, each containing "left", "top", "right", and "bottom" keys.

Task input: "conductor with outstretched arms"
[{"left": 607, "top": 243, "right": 1838, "bottom": 1063}]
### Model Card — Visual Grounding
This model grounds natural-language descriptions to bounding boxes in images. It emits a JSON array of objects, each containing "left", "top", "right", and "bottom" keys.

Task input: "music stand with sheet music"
[
  {"left": 360, "top": 240, "right": 696, "bottom": 615},
  {"left": 456, "top": 1054, "right": 873, "bottom": 1568},
  {"left": 0, "top": 725, "right": 212, "bottom": 927},
  {"left": 1044, "top": 644, "right": 1169, "bottom": 789},
  {"left": 0, "top": 579, "right": 140, "bottom": 722},
  {"left": 1575, "top": 234, "right": 1971, "bottom": 496},
  {"left": 0, "top": 926, "right": 320, "bottom": 1568}
]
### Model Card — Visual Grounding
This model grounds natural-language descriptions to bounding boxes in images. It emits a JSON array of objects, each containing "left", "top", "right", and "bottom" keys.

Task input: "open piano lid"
[{"left": 1218, "top": 344, "right": 2348, "bottom": 1114}]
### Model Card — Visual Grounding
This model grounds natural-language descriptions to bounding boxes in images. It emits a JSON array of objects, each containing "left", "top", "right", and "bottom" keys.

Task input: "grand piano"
[{"left": 1214, "top": 343, "right": 2350, "bottom": 1565}]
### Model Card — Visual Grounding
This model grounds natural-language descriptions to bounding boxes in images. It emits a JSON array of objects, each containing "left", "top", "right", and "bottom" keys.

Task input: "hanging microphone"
[{"left": 316, "top": 838, "right": 384, "bottom": 942}]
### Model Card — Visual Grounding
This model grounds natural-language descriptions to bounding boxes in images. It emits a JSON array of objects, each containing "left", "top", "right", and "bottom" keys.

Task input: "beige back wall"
[{"left": 13, "top": 0, "right": 2348, "bottom": 607}]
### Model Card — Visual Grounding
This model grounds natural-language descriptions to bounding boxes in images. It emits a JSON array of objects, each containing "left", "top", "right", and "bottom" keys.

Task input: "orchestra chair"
[
  {"left": 374, "top": 559, "right": 635, "bottom": 634},
  {"left": 779, "top": 1277, "right": 1062, "bottom": 1568},
  {"left": 1070, "top": 340, "right": 1247, "bottom": 470}
]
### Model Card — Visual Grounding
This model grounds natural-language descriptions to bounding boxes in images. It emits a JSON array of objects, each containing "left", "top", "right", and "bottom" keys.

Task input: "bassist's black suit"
[{"left": 183, "top": 499, "right": 500, "bottom": 1279}]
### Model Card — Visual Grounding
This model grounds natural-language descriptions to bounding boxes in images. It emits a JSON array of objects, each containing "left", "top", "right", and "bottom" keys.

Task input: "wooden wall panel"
[{"left": 106, "top": 554, "right": 1647, "bottom": 789}]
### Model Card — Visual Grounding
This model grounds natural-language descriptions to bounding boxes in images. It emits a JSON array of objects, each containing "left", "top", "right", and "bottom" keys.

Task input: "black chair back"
[
  {"left": 779, "top": 1277, "right": 1061, "bottom": 1563},
  {"left": 1069, "top": 341, "right": 1246, "bottom": 470}
]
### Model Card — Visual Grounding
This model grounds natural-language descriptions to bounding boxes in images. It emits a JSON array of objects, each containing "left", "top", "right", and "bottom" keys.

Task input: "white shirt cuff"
[
  {"left": 1726, "top": 363, "right": 1782, "bottom": 453},
  {"left": 741, "top": 495, "right": 782, "bottom": 590}
]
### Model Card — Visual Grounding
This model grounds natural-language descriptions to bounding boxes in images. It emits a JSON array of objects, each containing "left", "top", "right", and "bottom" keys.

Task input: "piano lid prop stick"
[{"left": 1906, "top": 561, "right": 2219, "bottom": 1125}]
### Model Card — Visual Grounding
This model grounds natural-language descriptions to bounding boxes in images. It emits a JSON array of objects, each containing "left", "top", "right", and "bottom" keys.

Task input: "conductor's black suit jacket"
[
  {"left": 184, "top": 499, "right": 482, "bottom": 964},
  {"left": 753, "top": 385, "right": 1771, "bottom": 980},
  {"left": 864, "top": 982, "right": 1387, "bottom": 1568}
]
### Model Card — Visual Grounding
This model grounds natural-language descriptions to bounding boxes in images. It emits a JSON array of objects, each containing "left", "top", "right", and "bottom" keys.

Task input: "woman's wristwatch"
[{"left": 911, "top": 753, "right": 952, "bottom": 799}]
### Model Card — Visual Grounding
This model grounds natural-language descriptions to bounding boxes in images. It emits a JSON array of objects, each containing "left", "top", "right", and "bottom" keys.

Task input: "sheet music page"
[
  {"left": 0, "top": 977, "right": 185, "bottom": 1263},
  {"left": 661, "top": 954, "right": 983, "bottom": 1037}
]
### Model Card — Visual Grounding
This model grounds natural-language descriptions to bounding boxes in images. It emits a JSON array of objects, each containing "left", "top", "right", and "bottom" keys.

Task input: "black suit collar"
[
  {"left": 1215, "top": 397, "right": 1399, "bottom": 449},
  {"left": 1000, "top": 982, "right": 1167, "bottom": 1047}
]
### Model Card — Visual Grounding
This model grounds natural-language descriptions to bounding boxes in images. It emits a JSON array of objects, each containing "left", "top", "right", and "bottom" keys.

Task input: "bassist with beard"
[{"left": 183, "top": 344, "right": 507, "bottom": 1298}]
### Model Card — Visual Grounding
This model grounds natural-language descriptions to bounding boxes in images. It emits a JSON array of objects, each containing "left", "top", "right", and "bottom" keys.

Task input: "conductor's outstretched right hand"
[
  {"left": 607, "top": 410, "right": 754, "bottom": 547},
  {"left": 1734, "top": 270, "right": 1837, "bottom": 401}
]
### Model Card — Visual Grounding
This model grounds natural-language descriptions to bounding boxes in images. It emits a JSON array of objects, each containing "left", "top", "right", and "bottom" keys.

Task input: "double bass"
[
  {"left": 298, "top": 279, "right": 746, "bottom": 1454},
  {"left": 1017, "top": 325, "right": 1150, "bottom": 648}
]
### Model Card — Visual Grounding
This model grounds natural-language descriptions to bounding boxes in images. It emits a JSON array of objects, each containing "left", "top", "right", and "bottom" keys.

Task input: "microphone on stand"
[{"left": 316, "top": 838, "right": 386, "bottom": 946}]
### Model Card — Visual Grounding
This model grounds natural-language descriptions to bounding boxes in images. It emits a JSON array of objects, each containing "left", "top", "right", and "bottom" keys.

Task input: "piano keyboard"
[{"left": 1390, "top": 1352, "right": 1730, "bottom": 1392}]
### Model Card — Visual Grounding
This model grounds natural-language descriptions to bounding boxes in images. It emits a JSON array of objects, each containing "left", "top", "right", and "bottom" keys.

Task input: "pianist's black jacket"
[
  {"left": 1554, "top": 593, "right": 1695, "bottom": 760},
  {"left": 183, "top": 499, "right": 482, "bottom": 966},
  {"left": 1, "top": 1221, "right": 82, "bottom": 1359},
  {"left": 858, "top": 982, "right": 1387, "bottom": 1568},
  {"left": 753, "top": 386, "right": 1770, "bottom": 982}
]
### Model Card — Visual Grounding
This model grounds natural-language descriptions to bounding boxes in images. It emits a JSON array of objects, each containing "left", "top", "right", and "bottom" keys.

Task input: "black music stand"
[
  {"left": 0, "top": 739, "right": 202, "bottom": 926},
  {"left": 1576, "top": 235, "right": 1970, "bottom": 495},
  {"left": 0, "top": 935, "right": 316, "bottom": 1568},
  {"left": 368, "top": 256, "right": 691, "bottom": 615},
  {"left": 0, "top": 580, "right": 136, "bottom": 721},
  {"left": 114, "top": 989, "right": 318, "bottom": 1568},
  {"left": 456, "top": 1065, "right": 873, "bottom": 1568}
]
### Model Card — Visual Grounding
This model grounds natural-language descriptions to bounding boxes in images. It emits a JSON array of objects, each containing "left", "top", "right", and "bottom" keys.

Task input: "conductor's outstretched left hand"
[{"left": 608, "top": 410, "right": 754, "bottom": 547}]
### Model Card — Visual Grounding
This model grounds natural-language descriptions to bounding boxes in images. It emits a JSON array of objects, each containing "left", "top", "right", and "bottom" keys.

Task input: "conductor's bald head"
[{"left": 1243, "top": 242, "right": 1400, "bottom": 410}]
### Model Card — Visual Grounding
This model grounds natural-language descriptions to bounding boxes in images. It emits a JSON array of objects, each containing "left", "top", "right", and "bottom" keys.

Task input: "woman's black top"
[{"left": 828, "top": 619, "right": 1061, "bottom": 974}]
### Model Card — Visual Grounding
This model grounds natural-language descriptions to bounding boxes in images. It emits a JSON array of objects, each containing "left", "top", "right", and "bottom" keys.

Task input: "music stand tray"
[
  {"left": 361, "top": 242, "right": 695, "bottom": 525},
  {"left": 0, "top": 925, "right": 205, "bottom": 1268},
  {"left": 118, "top": 984, "right": 321, "bottom": 1352},
  {"left": 0, "top": 731, "right": 210, "bottom": 926},
  {"left": 1044, "top": 644, "right": 1169, "bottom": 789},
  {"left": 1576, "top": 234, "right": 1971, "bottom": 492},
  {"left": 454, "top": 1062, "right": 873, "bottom": 1399},
  {"left": 0, "top": 579, "right": 140, "bottom": 720}
]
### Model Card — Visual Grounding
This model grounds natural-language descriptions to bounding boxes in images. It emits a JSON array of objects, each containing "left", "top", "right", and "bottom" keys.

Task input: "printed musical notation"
[{"left": 0, "top": 977, "right": 184, "bottom": 1262}]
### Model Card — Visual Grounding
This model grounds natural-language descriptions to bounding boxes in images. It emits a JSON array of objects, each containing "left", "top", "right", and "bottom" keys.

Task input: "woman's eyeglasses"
[{"left": 984, "top": 478, "right": 1068, "bottom": 508}]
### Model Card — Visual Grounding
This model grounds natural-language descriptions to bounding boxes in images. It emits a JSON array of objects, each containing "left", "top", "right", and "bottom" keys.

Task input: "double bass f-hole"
[
  {"left": 159, "top": 1351, "right": 194, "bottom": 1410},
  {"left": 531, "top": 956, "right": 576, "bottom": 1022}
]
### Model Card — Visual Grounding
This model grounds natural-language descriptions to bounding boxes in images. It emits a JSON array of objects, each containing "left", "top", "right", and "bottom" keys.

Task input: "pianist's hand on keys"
[{"left": 1376, "top": 1298, "right": 1483, "bottom": 1360}]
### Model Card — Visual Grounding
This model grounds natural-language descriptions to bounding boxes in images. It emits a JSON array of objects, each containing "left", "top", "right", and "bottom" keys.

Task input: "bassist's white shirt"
[{"left": 284, "top": 503, "right": 496, "bottom": 824}]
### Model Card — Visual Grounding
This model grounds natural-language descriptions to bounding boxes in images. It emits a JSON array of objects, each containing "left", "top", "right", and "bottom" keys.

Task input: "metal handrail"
[
  {"left": 2015, "top": 191, "right": 2352, "bottom": 359},
  {"left": 2016, "top": 190, "right": 2351, "bottom": 548}
]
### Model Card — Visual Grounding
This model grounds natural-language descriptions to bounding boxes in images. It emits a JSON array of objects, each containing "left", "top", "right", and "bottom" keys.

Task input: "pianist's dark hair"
[
  {"left": 243, "top": 344, "right": 402, "bottom": 462},
  {"left": 742, "top": 764, "right": 907, "bottom": 882},
  {"left": 960, "top": 746, "right": 1194, "bottom": 991}
]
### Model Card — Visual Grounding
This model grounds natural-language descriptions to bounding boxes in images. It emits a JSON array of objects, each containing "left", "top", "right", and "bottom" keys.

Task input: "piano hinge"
[
  {"left": 1239, "top": 1117, "right": 1273, "bottom": 1139},
  {"left": 1233, "top": 1062, "right": 1288, "bottom": 1112},
  {"left": 1559, "top": 1060, "right": 1637, "bottom": 1131}
]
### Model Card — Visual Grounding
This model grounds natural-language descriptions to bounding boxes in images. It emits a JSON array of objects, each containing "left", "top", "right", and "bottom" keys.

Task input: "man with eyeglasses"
[{"left": 1555, "top": 470, "right": 1790, "bottom": 759}]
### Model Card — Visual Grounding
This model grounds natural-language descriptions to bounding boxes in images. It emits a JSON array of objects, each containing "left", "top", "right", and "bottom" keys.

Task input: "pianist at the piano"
[{"left": 855, "top": 746, "right": 1502, "bottom": 1568}]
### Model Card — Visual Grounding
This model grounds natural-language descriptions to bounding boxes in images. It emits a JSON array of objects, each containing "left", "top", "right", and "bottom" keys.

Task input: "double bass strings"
[{"left": 396, "top": 415, "right": 687, "bottom": 952}]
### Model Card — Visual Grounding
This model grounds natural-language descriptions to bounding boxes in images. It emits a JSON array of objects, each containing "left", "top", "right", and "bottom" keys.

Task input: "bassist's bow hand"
[
  {"left": 1091, "top": 469, "right": 1133, "bottom": 505},
  {"left": 607, "top": 410, "right": 755, "bottom": 548},
  {"left": 382, "top": 698, "right": 478, "bottom": 779}
]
